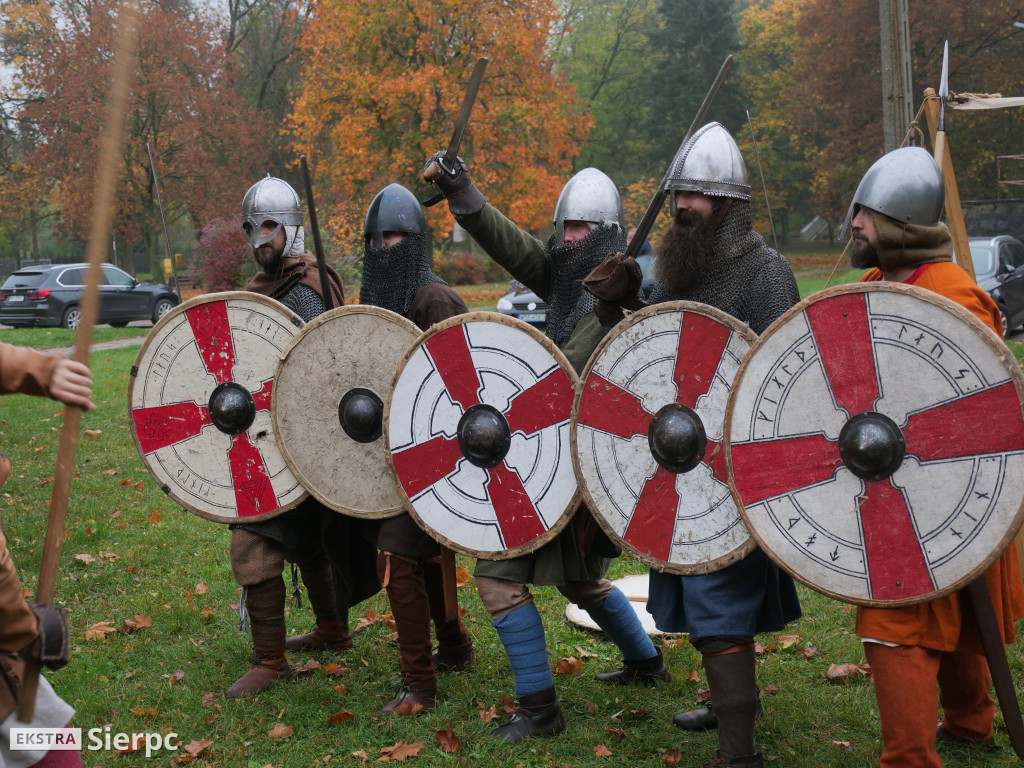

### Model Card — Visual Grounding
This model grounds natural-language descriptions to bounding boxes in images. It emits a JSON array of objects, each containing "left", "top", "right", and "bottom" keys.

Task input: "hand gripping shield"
[
  {"left": 385, "top": 313, "right": 579, "bottom": 559},
  {"left": 725, "top": 283, "right": 1024, "bottom": 606},
  {"left": 128, "top": 292, "right": 306, "bottom": 523},
  {"left": 572, "top": 302, "right": 758, "bottom": 574},
  {"left": 273, "top": 306, "right": 420, "bottom": 518}
]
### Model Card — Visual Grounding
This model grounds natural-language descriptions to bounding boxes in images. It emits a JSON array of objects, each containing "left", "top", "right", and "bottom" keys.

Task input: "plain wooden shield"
[
  {"left": 273, "top": 306, "right": 419, "bottom": 518},
  {"left": 384, "top": 312, "right": 580, "bottom": 559},
  {"left": 572, "top": 302, "right": 758, "bottom": 575},
  {"left": 128, "top": 292, "right": 307, "bottom": 524},
  {"left": 725, "top": 283, "right": 1024, "bottom": 607}
]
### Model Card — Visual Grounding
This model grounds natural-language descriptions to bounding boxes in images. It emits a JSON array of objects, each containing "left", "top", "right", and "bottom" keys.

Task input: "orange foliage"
[
  {"left": 289, "top": 0, "right": 592, "bottom": 253},
  {"left": 12, "top": 0, "right": 273, "bottom": 256}
]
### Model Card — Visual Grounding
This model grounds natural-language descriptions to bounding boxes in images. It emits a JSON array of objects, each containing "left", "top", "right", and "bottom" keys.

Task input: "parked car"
[
  {"left": 969, "top": 235, "right": 1024, "bottom": 337},
  {"left": 496, "top": 253, "right": 656, "bottom": 329},
  {"left": 0, "top": 263, "right": 179, "bottom": 329}
]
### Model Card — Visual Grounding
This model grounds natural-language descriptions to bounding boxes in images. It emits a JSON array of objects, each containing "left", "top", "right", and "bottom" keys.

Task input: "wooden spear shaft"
[{"left": 17, "top": 0, "right": 139, "bottom": 723}]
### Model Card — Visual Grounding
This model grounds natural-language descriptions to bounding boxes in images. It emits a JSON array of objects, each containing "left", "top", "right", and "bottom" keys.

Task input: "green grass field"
[
  {"left": 0, "top": 277, "right": 1022, "bottom": 766},
  {"left": 3, "top": 352, "right": 1024, "bottom": 767}
]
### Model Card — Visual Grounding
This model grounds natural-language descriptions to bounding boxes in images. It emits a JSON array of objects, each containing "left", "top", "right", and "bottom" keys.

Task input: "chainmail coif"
[
  {"left": 647, "top": 200, "right": 799, "bottom": 335},
  {"left": 359, "top": 235, "right": 446, "bottom": 318},
  {"left": 545, "top": 223, "right": 626, "bottom": 346}
]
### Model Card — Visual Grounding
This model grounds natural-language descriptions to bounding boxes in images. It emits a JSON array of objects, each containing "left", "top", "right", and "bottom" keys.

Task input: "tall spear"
[{"left": 17, "top": 0, "right": 140, "bottom": 722}]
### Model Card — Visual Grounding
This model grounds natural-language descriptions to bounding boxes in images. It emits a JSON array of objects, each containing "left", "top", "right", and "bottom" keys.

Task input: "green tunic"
[{"left": 456, "top": 204, "right": 612, "bottom": 585}]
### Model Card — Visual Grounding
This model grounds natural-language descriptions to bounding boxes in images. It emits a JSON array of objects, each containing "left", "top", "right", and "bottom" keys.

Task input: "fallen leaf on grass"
[
  {"left": 168, "top": 669, "right": 185, "bottom": 684},
  {"left": 129, "top": 707, "right": 158, "bottom": 716},
  {"left": 553, "top": 656, "right": 584, "bottom": 675},
  {"left": 499, "top": 693, "right": 516, "bottom": 713},
  {"left": 83, "top": 430, "right": 102, "bottom": 438},
  {"left": 333, "top": 683, "right": 348, "bottom": 695},
  {"left": 201, "top": 693, "right": 216, "bottom": 707},
  {"left": 118, "top": 479, "right": 131, "bottom": 488},
  {"left": 606, "top": 727, "right": 625, "bottom": 737},
  {"left": 105, "top": 468, "right": 120, "bottom": 475},
  {"left": 455, "top": 566, "right": 470, "bottom": 587},
  {"left": 292, "top": 659, "right": 321, "bottom": 675},
  {"left": 574, "top": 645, "right": 599, "bottom": 658},
  {"left": 194, "top": 583, "right": 209, "bottom": 595},
  {"left": 695, "top": 687, "right": 711, "bottom": 704},
  {"left": 594, "top": 744, "right": 612, "bottom": 756},
  {"left": 436, "top": 721, "right": 460, "bottom": 753},
  {"left": 327, "top": 710, "right": 355, "bottom": 725},
  {"left": 200, "top": 607, "right": 215, "bottom": 618},
  {"left": 663, "top": 747, "right": 683, "bottom": 765},
  {"left": 802, "top": 645, "right": 820, "bottom": 660},
  {"left": 354, "top": 609, "right": 382, "bottom": 632},
  {"left": 585, "top": 700, "right": 599, "bottom": 714},
  {"left": 74, "top": 553, "right": 96, "bottom": 564},
  {"left": 133, "top": 480, "right": 144, "bottom": 490},
  {"left": 267, "top": 723, "right": 293, "bottom": 739},
  {"left": 184, "top": 739, "right": 213, "bottom": 756},
  {"left": 85, "top": 621, "right": 116, "bottom": 640},
  {"left": 147, "top": 511, "right": 162, "bottom": 523},
  {"left": 478, "top": 703, "right": 498, "bottom": 722},
  {"left": 395, "top": 699, "right": 424, "bottom": 716},
  {"left": 322, "top": 663, "right": 347, "bottom": 677},
  {"left": 379, "top": 741, "right": 422, "bottom": 762},
  {"left": 687, "top": 669, "right": 701, "bottom": 683},
  {"left": 351, "top": 750, "right": 369, "bottom": 761},
  {"left": 122, "top": 615, "right": 152, "bottom": 633},
  {"left": 115, "top": 734, "right": 145, "bottom": 753},
  {"left": 777, "top": 633, "right": 801, "bottom": 649},
  {"left": 832, "top": 740, "right": 853, "bottom": 750},
  {"left": 763, "top": 684, "right": 779, "bottom": 695},
  {"left": 827, "top": 662, "right": 871, "bottom": 685},
  {"left": 34, "top": 445, "right": 47, "bottom": 453},
  {"left": 754, "top": 641, "right": 767, "bottom": 655}
]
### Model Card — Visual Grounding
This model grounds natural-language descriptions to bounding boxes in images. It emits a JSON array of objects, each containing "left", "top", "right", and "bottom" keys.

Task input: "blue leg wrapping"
[
  {"left": 492, "top": 603, "right": 553, "bottom": 697},
  {"left": 586, "top": 586, "right": 657, "bottom": 661}
]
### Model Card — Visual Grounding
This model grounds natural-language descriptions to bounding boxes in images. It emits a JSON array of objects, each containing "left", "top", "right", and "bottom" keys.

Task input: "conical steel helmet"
[
  {"left": 665, "top": 122, "right": 751, "bottom": 202},
  {"left": 552, "top": 168, "right": 623, "bottom": 245},
  {"left": 241, "top": 175, "right": 303, "bottom": 248},
  {"left": 364, "top": 184, "right": 427, "bottom": 249}
]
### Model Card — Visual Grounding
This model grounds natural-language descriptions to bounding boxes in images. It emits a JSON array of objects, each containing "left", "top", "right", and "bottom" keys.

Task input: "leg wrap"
[
  {"left": 577, "top": 585, "right": 656, "bottom": 662},
  {"left": 492, "top": 603, "right": 552, "bottom": 697}
]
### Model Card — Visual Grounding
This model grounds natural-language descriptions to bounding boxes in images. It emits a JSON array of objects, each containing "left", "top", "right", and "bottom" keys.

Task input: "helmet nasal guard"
[
  {"left": 364, "top": 184, "right": 427, "bottom": 249},
  {"left": 665, "top": 122, "right": 751, "bottom": 207},
  {"left": 838, "top": 147, "right": 944, "bottom": 240},
  {"left": 241, "top": 175, "right": 303, "bottom": 248},
  {"left": 552, "top": 168, "right": 623, "bottom": 246}
]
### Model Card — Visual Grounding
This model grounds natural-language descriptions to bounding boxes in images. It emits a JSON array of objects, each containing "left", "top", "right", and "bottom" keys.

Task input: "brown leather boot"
[
  {"left": 432, "top": 641, "right": 474, "bottom": 673},
  {"left": 702, "top": 752, "right": 763, "bottom": 768},
  {"left": 491, "top": 687, "right": 566, "bottom": 742},
  {"left": 289, "top": 552, "right": 352, "bottom": 652},
  {"left": 226, "top": 577, "right": 291, "bottom": 698},
  {"left": 377, "top": 554, "right": 437, "bottom": 712},
  {"left": 423, "top": 556, "right": 473, "bottom": 672},
  {"left": 225, "top": 653, "right": 291, "bottom": 698},
  {"left": 376, "top": 685, "right": 437, "bottom": 716},
  {"left": 701, "top": 647, "right": 760, "bottom": 766},
  {"left": 285, "top": 621, "right": 353, "bottom": 653}
]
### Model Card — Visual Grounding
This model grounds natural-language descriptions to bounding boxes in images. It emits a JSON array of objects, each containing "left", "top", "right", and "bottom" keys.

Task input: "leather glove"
[
  {"left": 422, "top": 151, "right": 487, "bottom": 216},
  {"left": 26, "top": 604, "right": 70, "bottom": 670},
  {"left": 583, "top": 253, "right": 646, "bottom": 327}
]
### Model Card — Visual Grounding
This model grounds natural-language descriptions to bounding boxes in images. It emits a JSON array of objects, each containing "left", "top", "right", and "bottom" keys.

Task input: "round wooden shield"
[
  {"left": 384, "top": 312, "right": 580, "bottom": 559},
  {"left": 572, "top": 302, "right": 759, "bottom": 575},
  {"left": 273, "top": 306, "right": 420, "bottom": 519},
  {"left": 725, "top": 282, "right": 1024, "bottom": 607},
  {"left": 128, "top": 292, "right": 307, "bottom": 524}
]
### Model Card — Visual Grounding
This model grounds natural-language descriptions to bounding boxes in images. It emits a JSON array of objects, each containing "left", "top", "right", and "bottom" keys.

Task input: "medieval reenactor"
[
  {"left": 359, "top": 183, "right": 474, "bottom": 715},
  {"left": 585, "top": 123, "right": 802, "bottom": 768},
  {"left": 425, "top": 158, "right": 670, "bottom": 742},
  {"left": 226, "top": 176, "right": 379, "bottom": 698},
  {"left": 846, "top": 146, "right": 1024, "bottom": 767},
  {"left": 0, "top": 344, "right": 93, "bottom": 767}
]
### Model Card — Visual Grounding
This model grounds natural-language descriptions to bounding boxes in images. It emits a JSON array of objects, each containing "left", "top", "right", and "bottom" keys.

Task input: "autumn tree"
[
  {"left": 7, "top": 0, "right": 274, "bottom": 274},
  {"left": 289, "top": 0, "right": 593, "bottom": 255},
  {"left": 740, "top": 0, "right": 1024, "bottom": 229}
]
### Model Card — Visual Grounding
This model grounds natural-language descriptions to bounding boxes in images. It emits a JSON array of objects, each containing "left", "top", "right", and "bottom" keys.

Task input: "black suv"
[
  {"left": 969, "top": 235, "right": 1024, "bottom": 337},
  {"left": 0, "top": 263, "right": 179, "bottom": 329}
]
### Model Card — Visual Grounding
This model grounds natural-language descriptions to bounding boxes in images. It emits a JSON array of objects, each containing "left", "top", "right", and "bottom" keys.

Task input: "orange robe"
[{"left": 855, "top": 262, "right": 1024, "bottom": 651}]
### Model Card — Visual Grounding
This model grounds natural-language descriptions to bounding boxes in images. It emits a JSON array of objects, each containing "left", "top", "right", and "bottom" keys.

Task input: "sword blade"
[
  {"left": 624, "top": 55, "right": 733, "bottom": 261},
  {"left": 443, "top": 57, "right": 488, "bottom": 169}
]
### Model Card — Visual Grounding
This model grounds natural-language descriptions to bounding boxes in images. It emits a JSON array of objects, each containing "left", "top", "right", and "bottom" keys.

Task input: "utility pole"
[{"left": 879, "top": 0, "right": 914, "bottom": 151}]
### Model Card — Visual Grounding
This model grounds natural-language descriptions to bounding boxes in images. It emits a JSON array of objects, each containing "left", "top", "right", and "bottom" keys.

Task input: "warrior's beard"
[
  {"left": 654, "top": 210, "right": 716, "bottom": 294},
  {"left": 254, "top": 242, "right": 284, "bottom": 271},
  {"left": 849, "top": 236, "right": 881, "bottom": 269}
]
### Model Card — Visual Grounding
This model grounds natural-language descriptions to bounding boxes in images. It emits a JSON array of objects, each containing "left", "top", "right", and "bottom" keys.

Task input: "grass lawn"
[{"left": 0, "top": 342, "right": 1022, "bottom": 767}]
